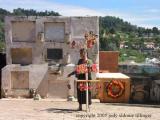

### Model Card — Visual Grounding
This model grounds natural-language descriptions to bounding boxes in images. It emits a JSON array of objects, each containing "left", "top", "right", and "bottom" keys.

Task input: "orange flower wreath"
[{"left": 106, "top": 80, "right": 125, "bottom": 99}]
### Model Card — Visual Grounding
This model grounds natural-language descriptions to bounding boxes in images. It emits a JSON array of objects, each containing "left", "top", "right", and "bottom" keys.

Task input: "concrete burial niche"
[
  {"left": 3, "top": 16, "right": 99, "bottom": 99},
  {"left": 44, "top": 22, "right": 65, "bottom": 42},
  {"left": 11, "top": 48, "right": 32, "bottom": 65},
  {"left": 47, "top": 48, "right": 63, "bottom": 60},
  {"left": 12, "top": 21, "right": 36, "bottom": 42},
  {"left": 11, "top": 71, "right": 29, "bottom": 89},
  {"left": 48, "top": 80, "right": 68, "bottom": 98}
]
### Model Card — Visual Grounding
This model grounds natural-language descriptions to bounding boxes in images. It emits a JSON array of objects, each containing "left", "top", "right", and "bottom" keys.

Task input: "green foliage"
[
  {"left": 100, "top": 33, "right": 120, "bottom": 51},
  {"left": 12, "top": 8, "right": 60, "bottom": 16},
  {"left": 0, "top": 21, "right": 4, "bottom": 41},
  {"left": 0, "top": 8, "right": 11, "bottom": 22},
  {"left": 0, "top": 41, "right": 5, "bottom": 52},
  {"left": 99, "top": 16, "right": 137, "bottom": 33},
  {"left": 0, "top": 8, "right": 159, "bottom": 63},
  {"left": 0, "top": 9, "right": 7, "bottom": 51},
  {"left": 100, "top": 16, "right": 160, "bottom": 63},
  {"left": 154, "top": 36, "right": 160, "bottom": 46},
  {"left": 119, "top": 49, "right": 146, "bottom": 63},
  {"left": 0, "top": 20, "right": 5, "bottom": 52},
  {"left": 152, "top": 27, "right": 159, "bottom": 35},
  {"left": 0, "top": 21, "right": 5, "bottom": 51}
]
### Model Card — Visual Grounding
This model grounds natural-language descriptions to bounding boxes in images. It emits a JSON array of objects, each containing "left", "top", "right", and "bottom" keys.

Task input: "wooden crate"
[{"left": 97, "top": 73, "right": 131, "bottom": 103}]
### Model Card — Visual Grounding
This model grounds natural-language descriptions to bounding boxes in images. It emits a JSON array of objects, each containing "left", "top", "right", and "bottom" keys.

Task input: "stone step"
[{"left": 11, "top": 89, "right": 30, "bottom": 98}]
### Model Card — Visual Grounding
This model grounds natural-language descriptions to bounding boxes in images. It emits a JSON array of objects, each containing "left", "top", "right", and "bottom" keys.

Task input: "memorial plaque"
[
  {"left": 47, "top": 48, "right": 63, "bottom": 60},
  {"left": 11, "top": 48, "right": 32, "bottom": 65},
  {"left": 12, "top": 21, "right": 36, "bottom": 42},
  {"left": 11, "top": 71, "right": 29, "bottom": 89},
  {"left": 44, "top": 22, "right": 65, "bottom": 42}
]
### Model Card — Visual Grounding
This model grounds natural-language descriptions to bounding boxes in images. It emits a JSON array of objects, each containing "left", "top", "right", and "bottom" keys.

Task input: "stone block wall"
[{"left": 2, "top": 16, "right": 99, "bottom": 98}]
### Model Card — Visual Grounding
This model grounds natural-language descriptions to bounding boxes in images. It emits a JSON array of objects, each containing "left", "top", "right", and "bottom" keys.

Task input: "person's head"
[{"left": 80, "top": 48, "right": 87, "bottom": 59}]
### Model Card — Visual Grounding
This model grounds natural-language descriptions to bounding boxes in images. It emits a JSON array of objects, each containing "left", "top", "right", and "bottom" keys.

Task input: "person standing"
[{"left": 68, "top": 48, "right": 92, "bottom": 111}]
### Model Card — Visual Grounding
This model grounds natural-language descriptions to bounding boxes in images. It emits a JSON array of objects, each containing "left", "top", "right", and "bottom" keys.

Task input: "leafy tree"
[
  {"left": 0, "top": 8, "right": 11, "bottom": 22},
  {"left": 99, "top": 16, "right": 160, "bottom": 62},
  {"left": 109, "top": 28, "right": 115, "bottom": 34},
  {"left": 154, "top": 36, "right": 160, "bottom": 47},
  {"left": 13, "top": 8, "right": 60, "bottom": 16},
  {"left": 137, "top": 27, "right": 145, "bottom": 37},
  {"left": 145, "top": 28, "right": 152, "bottom": 38},
  {"left": 152, "top": 27, "right": 159, "bottom": 35}
]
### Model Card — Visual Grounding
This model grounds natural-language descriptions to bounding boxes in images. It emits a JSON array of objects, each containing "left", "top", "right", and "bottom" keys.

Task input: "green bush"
[{"left": 119, "top": 49, "right": 146, "bottom": 63}]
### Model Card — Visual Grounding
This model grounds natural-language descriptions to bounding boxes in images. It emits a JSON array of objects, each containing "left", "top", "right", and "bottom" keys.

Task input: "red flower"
[
  {"left": 106, "top": 80, "right": 125, "bottom": 99},
  {"left": 91, "top": 64, "right": 97, "bottom": 72},
  {"left": 76, "top": 64, "right": 88, "bottom": 74}
]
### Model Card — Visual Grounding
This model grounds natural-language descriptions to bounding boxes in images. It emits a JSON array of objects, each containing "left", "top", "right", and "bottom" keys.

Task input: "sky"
[{"left": 0, "top": 0, "right": 160, "bottom": 29}]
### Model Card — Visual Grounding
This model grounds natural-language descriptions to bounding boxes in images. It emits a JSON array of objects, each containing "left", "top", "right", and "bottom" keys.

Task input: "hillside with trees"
[
  {"left": 99, "top": 16, "right": 160, "bottom": 62},
  {"left": 0, "top": 8, "right": 160, "bottom": 62}
]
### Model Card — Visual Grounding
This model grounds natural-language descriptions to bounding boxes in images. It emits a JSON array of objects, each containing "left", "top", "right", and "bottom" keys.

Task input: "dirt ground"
[{"left": 0, "top": 99, "right": 159, "bottom": 120}]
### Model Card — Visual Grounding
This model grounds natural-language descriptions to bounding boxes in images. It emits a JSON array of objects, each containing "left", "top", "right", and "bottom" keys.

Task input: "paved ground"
[{"left": 0, "top": 99, "right": 159, "bottom": 120}]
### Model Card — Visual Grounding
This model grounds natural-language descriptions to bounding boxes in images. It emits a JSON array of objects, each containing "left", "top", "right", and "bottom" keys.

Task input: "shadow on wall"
[
  {"left": 0, "top": 53, "right": 6, "bottom": 98},
  {"left": 36, "top": 70, "right": 49, "bottom": 98}
]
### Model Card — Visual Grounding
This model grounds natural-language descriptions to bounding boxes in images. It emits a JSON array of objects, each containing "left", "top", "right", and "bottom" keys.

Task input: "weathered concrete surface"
[
  {"left": 0, "top": 99, "right": 159, "bottom": 120},
  {"left": 1, "top": 63, "right": 78, "bottom": 98},
  {"left": 3, "top": 16, "right": 99, "bottom": 98},
  {"left": 12, "top": 21, "right": 36, "bottom": 42},
  {"left": 5, "top": 16, "right": 99, "bottom": 65},
  {"left": 11, "top": 48, "right": 32, "bottom": 65},
  {"left": 1, "top": 64, "right": 48, "bottom": 97},
  {"left": 150, "top": 80, "right": 160, "bottom": 103}
]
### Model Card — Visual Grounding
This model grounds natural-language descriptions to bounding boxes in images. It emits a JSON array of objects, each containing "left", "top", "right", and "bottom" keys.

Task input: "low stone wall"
[{"left": 150, "top": 80, "right": 160, "bottom": 103}]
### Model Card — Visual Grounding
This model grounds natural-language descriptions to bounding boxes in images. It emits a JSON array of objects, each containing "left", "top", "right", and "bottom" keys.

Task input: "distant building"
[
  {"left": 144, "top": 42, "right": 155, "bottom": 49},
  {"left": 120, "top": 41, "right": 128, "bottom": 49}
]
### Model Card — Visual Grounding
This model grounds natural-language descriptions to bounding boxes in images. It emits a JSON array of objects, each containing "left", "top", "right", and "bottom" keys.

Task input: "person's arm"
[
  {"left": 68, "top": 59, "right": 81, "bottom": 78},
  {"left": 67, "top": 71, "right": 76, "bottom": 89},
  {"left": 67, "top": 71, "right": 76, "bottom": 77}
]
